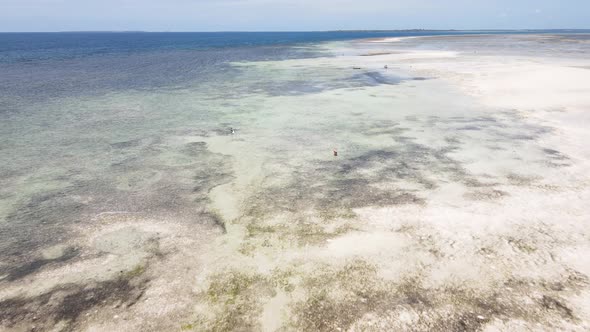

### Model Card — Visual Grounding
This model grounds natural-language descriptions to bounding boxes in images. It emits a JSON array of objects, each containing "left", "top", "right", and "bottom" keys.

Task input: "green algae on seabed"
[
  {"left": 287, "top": 260, "right": 588, "bottom": 332},
  {"left": 124, "top": 264, "right": 147, "bottom": 279},
  {"left": 238, "top": 213, "right": 358, "bottom": 256},
  {"left": 189, "top": 270, "right": 275, "bottom": 332}
]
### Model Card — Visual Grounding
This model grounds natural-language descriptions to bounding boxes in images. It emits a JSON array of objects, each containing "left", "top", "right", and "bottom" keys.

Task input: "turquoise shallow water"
[
  {"left": 0, "top": 32, "right": 588, "bottom": 282},
  {"left": 1, "top": 30, "right": 586, "bottom": 275}
]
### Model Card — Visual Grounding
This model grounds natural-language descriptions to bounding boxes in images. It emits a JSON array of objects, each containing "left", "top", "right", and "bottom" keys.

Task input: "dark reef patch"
[
  {"left": 110, "top": 138, "right": 144, "bottom": 149},
  {"left": 506, "top": 173, "right": 540, "bottom": 186},
  {"left": 457, "top": 125, "right": 482, "bottom": 131},
  {"left": 1, "top": 191, "right": 85, "bottom": 271},
  {"left": 241, "top": 115, "right": 527, "bottom": 226},
  {"left": 0, "top": 273, "right": 147, "bottom": 331},
  {"left": 3, "top": 247, "right": 79, "bottom": 282},
  {"left": 351, "top": 71, "right": 403, "bottom": 86},
  {"left": 464, "top": 189, "right": 509, "bottom": 201},
  {"left": 0, "top": 136, "right": 233, "bottom": 282},
  {"left": 540, "top": 295, "right": 574, "bottom": 319},
  {"left": 542, "top": 147, "right": 571, "bottom": 167}
]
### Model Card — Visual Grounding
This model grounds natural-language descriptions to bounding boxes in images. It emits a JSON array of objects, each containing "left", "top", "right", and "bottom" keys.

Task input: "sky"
[{"left": 0, "top": 0, "right": 589, "bottom": 32}]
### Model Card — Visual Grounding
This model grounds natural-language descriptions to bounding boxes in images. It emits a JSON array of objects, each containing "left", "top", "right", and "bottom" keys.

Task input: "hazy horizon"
[
  {"left": 2, "top": 29, "right": 590, "bottom": 34},
  {"left": 1, "top": 0, "right": 589, "bottom": 32}
]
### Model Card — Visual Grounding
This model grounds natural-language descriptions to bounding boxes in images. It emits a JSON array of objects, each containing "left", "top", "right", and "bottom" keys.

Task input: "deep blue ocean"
[
  {"left": 1, "top": 30, "right": 588, "bottom": 110},
  {"left": 2, "top": 30, "right": 588, "bottom": 63}
]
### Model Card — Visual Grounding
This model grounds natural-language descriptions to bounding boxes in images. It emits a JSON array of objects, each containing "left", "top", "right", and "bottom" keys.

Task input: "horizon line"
[{"left": 1, "top": 28, "right": 590, "bottom": 34}]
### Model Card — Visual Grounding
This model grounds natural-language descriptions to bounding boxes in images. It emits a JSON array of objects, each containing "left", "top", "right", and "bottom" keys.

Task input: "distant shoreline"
[{"left": 1, "top": 29, "right": 590, "bottom": 34}]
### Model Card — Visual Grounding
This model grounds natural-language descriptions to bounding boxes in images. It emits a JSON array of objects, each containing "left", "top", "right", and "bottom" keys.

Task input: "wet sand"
[{"left": 2, "top": 34, "right": 590, "bottom": 331}]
